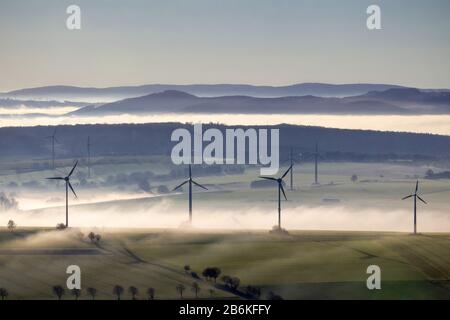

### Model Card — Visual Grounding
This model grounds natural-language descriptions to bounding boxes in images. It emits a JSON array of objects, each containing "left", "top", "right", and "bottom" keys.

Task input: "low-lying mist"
[
  {"left": 0, "top": 106, "right": 78, "bottom": 115},
  {"left": 1, "top": 113, "right": 450, "bottom": 135},
  {"left": 2, "top": 198, "right": 449, "bottom": 233},
  {"left": 13, "top": 190, "right": 153, "bottom": 211}
]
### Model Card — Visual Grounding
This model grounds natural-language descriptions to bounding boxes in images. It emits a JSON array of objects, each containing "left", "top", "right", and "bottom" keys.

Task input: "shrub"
[
  {"left": 7, "top": 220, "right": 16, "bottom": 232},
  {"left": 56, "top": 223, "right": 66, "bottom": 230}
]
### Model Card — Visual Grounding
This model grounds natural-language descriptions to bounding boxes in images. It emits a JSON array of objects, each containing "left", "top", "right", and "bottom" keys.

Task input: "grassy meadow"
[{"left": 0, "top": 228, "right": 450, "bottom": 299}]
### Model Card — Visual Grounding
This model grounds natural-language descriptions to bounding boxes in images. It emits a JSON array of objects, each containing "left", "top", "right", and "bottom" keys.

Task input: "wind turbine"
[
  {"left": 46, "top": 128, "right": 58, "bottom": 169},
  {"left": 402, "top": 180, "right": 427, "bottom": 234},
  {"left": 172, "top": 165, "right": 208, "bottom": 224},
  {"left": 46, "top": 161, "right": 78, "bottom": 228},
  {"left": 289, "top": 148, "right": 294, "bottom": 190},
  {"left": 259, "top": 165, "right": 292, "bottom": 230},
  {"left": 288, "top": 147, "right": 302, "bottom": 191},
  {"left": 313, "top": 142, "right": 319, "bottom": 185}
]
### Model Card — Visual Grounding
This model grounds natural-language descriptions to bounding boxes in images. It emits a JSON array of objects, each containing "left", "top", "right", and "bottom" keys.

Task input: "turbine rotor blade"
[
  {"left": 402, "top": 195, "right": 413, "bottom": 200},
  {"left": 173, "top": 180, "right": 188, "bottom": 191},
  {"left": 417, "top": 195, "right": 427, "bottom": 204},
  {"left": 280, "top": 184, "right": 287, "bottom": 200},
  {"left": 46, "top": 177, "right": 64, "bottom": 180},
  {"left": 259, "top": 176, "right": 277, "bottom": 181},
  {"left": 415, "top": 180, "right": 419, "bottom": 193},
  {"left": 281, "top": 165, "right": 293, "bottom": 179},
  {"left": 192, "top": 180, "right": 208, "bottom": 190},
  {"left": 68, "top": 161, "right": 78, "bottom": 177},
  {"left": 68, "top": 181, "right": 78, "bottom": 198}
]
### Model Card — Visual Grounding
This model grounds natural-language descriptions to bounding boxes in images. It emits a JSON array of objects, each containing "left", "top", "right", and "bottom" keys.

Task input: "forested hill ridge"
[{"left": 1, "top": 123, "right": 449, "bottom": 161}]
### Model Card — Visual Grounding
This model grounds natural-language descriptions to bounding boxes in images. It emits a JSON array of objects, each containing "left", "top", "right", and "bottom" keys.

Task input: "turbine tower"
[
  {"left": 402, "top": 180, "right": 427, "bottom": 234},
  {"left": 46, "top": 128, "right": 58, "bottom": 169},
  {"left": 46, "top": 161, "right": 78, "bottom": 228},
  {"left": 290, "top": 148, "right": 294, "bottom": 191},
  {"left": 173, "top": 165, "right": 208, "bottom": 224},
  {"left": 259, "top": 165, "right": 292, "bottom": 229},
  {"left": 314, "top": 142, "right": 319, "bottom": 185},
  {"left": 288, "top": 147, "right": 302, "bottom": 191}
]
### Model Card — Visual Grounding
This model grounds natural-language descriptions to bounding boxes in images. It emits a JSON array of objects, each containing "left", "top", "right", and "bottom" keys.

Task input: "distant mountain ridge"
[
  {"left": 70, "top": 88, "right": 450, "bottom": 116},
  {"left": 5, "top": 83, "right": 407, "bottom": 101}
]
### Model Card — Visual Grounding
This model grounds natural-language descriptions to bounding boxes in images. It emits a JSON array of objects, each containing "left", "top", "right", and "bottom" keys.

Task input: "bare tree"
[
  {"left": 191, "top": 282, "right": 200, "bottom": 298},
  {"left": 147, "top": 287, "right": 155, "bottom": 300},
  {"left": 7, "top": 220, "right": 16, "bottom": 232},
  {"left": 71, "top": 288, "right": 81, "bottom": 300},
  {"left": 88, "top": 232, "right": 96, "bottom": 243},
  {"left": 176, "top": 284, "right": 186, "bottom": 299},
  {"left": 0, "top": 288, "right": 8, "bottom": 300},
  {"left": 52, "top": 285, "right": 65, "bottom": 300},
  {"left": 56, "top": 223, "right": 66, "bottom": 230},
  {"left": 128, "top": 286, "right": 139, "bottom": 300},
  {"left": 113, "top": 285, "right": 124, "bottom": 300},
  {"left": 88, "top": 232, "right": 101, "bottom": 244},
  {"left": 87, "top": 287, "right": 97, "bottom": 300}
]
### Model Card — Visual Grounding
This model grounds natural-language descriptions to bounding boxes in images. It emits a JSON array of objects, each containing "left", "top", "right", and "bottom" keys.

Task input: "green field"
[{"left": 0, "top": 228, "right": 450, "bottom": 300}]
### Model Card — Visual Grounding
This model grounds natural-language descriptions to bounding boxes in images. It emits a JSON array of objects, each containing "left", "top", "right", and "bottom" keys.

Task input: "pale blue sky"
[{"left": 1, "top": 0, "right": 449, "bottom": 91}]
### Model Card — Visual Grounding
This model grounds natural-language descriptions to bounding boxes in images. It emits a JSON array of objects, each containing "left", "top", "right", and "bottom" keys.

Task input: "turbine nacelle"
[
  {"left": 401, "top": 180, "right": 427, "bottom": 204},
  {"left": 47, "top": 161, "right": 78, "bottom": 198}
]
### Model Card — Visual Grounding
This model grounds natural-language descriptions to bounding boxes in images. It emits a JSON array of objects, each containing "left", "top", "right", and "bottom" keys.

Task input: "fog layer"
[
  {"left": 2, "top": 199, "right": 449, "bottom": 233},
  {"left": 1, "top": 113, "right": 449, "bottom": 135}
]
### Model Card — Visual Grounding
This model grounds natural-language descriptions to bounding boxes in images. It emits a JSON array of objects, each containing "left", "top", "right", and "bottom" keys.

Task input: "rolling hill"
[
  {"left": 69, "top": 88, "right": 450, "bottom": 116},
  {"left": 5, "top": 83, "right": 405, "bottom": 101}
]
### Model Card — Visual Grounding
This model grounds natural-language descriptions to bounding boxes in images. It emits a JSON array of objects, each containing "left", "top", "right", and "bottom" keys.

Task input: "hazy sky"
[{"left": 1, "top": 0, "right": 450, "bottom": 91}]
